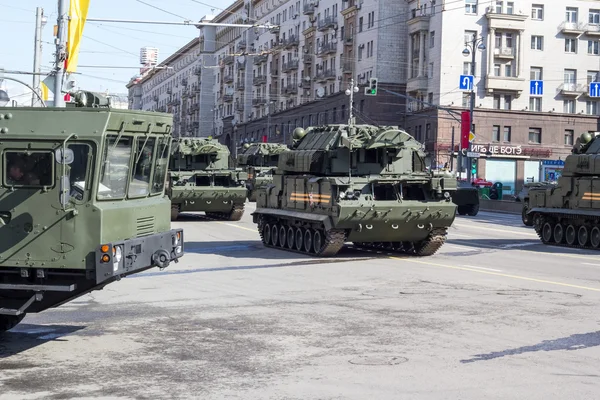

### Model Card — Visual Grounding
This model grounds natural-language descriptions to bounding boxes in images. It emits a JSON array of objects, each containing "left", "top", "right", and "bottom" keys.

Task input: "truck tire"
[
  {"left": 522, "top": 204, "right": 533, "bottom": 226},
  {"left": 0, "top": 314, "right": 25, "bottom": 333}
]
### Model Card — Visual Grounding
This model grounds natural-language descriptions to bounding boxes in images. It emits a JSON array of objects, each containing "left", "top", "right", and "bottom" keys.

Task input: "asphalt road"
[{"left": 2, "top": 203, "right": 600, "bottom": 399}]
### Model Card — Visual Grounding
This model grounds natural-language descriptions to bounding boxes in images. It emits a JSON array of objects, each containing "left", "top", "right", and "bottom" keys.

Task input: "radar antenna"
[{"left": 344, "top": 78, "right": 359, "bottom": 183}]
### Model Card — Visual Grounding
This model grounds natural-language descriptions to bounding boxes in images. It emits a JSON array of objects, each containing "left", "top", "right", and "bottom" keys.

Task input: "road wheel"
[
  {"left": 271, "top": 224, "right": 279, "bottom": 246},
  {"left": 0, "top": 314, "right": 25, "bottom": 333},
  {"left": 522, "top": 206, "right": 533, "bottom": 226},
  {"left": 295, "top": 228, "right": 304, "bottom": 251},
  {"left": 542, "top": 222, "right": 554, "bottom": 243},
  {"left": 279, "top": 225, "right": 287, "bottom": 248},
  {"left": 304, "top": 229, "right": 313, "bottom": 253},
  {"left": 578, "top": 226, "right": 589, "bottom": 247},
  {"left": 553, "top": 223, "right": 564, "bottom": 243},
  {"left": 590, "top": 226, "right": 600, "bottom": 248},
  {"left": 287, "top": 227, "right": 295, "bottom": 249},
  {"left": 264, "top": 223, "right": 272, "bottom": 245},
  {"left": 566, "top": 224, "right": 577, "bottom": 245},
  {"left": 313, "top": 230, "right": 323, "bottom": 253}
]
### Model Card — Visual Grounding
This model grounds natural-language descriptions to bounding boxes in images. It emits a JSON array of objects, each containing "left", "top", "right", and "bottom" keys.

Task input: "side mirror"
[
  {"left": 55, "top": 148, "right": 74, "bottom": 164},
  {"left": 59, "top": 175, "right": 71, "bottom": 207}
]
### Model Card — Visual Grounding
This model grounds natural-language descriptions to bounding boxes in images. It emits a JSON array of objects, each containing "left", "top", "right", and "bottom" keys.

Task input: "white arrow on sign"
[{"left": 463, "top": 76, "right": 471, "bottom": 90}]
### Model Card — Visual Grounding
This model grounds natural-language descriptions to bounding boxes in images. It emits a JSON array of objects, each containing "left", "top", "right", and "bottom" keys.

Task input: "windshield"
[
  {"left": 98, "top": 135, "right": 133, "bottom": 199},
  {"left": 68, "top": 143, "right": 92, "bottom": 201},
  {"left": 128, "top": 137, "right": 156, "bottom": 197},
  {"left": 151, "top": 138, "right": 170, "bottom": 194}
]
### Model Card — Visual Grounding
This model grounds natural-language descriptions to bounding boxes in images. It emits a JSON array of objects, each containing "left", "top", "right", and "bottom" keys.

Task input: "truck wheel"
[
  {"left": 171, "top": 204, "right": 180, "bottom": 221},
  {"left": 467, "top": 204, "right": 479, "bottom": 216},
  {"left": 522, "top": 205, "right": 533, "bottom": 226},
  {"left": 0, "top": 314, "right": 25, "bottom": 333},
  {"left": 457, "top": 206, "right": 467, "bottom": 215}
]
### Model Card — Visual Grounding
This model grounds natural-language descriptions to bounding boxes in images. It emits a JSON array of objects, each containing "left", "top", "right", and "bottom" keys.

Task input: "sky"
[{"left": 1, "top": 0, "right": 224, "bottom": 104}]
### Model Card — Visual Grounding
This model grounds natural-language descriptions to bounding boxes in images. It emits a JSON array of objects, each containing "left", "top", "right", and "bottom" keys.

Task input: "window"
[
  {"left": 129, "top": 137, "right": 155, "bottom": 197},
  {"left": 565, "top": 130, "right": 574, "bottom": 145},
  {"left": 532, "top": 4, "right": 544, "bottom": 20},
  {"left": 566, "top": 7, "right": 578, "bottom": 23},
  {"left": 494, "top": 63, "right": 501, "bottom": 76},
  {"left": 563, "top": 99, "right": 576, "bottom": 113},
  {"left": 98, "top": 135, "right": 133, "bottom": 199},
  {"left": 531, "top": 35, "right": 543, "bottom": 50},
  {"left": 465, "top": 0, "right": 477, "bottom": 14},
  {"left": 151, "top": 138, "right": 170, "bottom": 195},
  {"left": 529, "top": 97, "right": 542, "bottom": 111},
  {"left": 587, "top": 70, "right": 599, "bottom": 84},
  {"left": 462, "top": 92, "right": 471, "bottom": 108},
  {"left": 493, "top": 95, "right": 501, "bottom": 109},
  {"left": 503, "top": 94, "right": 512, "bottom": 110},
  {"left": 589, "top": 40, "right": 600, "bottom": 55},
  {"left": 530, "top": 67, "right": 543, "bottom": 80},
  {"left": 529, "top": 128, "right": 541, "bottom": 143},
  {"left": 67, "top": 144, "right": 92, "bottom": 202},
  {"left": 503, "top": 126, "right": 511, "bottom": 142},
  {"left": 492, "top": 125, "right": 500, "bottom": 141},
  {"left": 463, "top": 61, "right": 473, "bottom": 75},
  {"left": 430, "top": 31, "right": 435, "bottom": 48},
  {"left": 4, "top": 151, "right": 53, "bottom": 187},
  {"left": 587, "top": 100, "right": 598, "bottom": 115},
  {"left": 565, "top": 38, "right": 577, "bottom": 53},
  {"left": 505, "top": 63, "right": 513, "bottom": 77},
  {"left": 590, "top": 9, "right": 600, "bottom": 24}
]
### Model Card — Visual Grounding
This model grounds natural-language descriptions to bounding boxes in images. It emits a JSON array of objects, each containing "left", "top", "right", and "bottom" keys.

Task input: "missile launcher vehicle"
[
  {"left": 236, "top": 142, "right": 290, "bottom": 202},
  {"left": 252, "top": 123, "right": 458, "bottom": 257},
  {"left": 527, "top": 132, "right": 600, "bottom": 249},
  {"left": 0, "top": 91, "right": 184, "bottom": 332},
  {"left": 167, "top": 137, "right": 248, "bottom": 221}
]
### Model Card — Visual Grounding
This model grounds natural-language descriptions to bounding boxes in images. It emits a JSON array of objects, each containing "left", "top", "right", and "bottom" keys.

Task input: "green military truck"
[
  {"left": 168, "top": 137, "right": 248, "bottom": 221},
  {"left": 0, "top": 91, "right": 184, "bottom": 332},
  {"left": 236, "top": 142, "right": 290, "bottom": 202}
]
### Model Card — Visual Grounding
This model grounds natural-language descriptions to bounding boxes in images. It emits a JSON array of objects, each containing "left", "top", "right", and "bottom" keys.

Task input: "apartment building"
[{"left": 405, "top": 0, "right": 600, "bottom": 194}]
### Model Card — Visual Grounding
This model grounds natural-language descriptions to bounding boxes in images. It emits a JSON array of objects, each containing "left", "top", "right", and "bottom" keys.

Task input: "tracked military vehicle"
[
  {"left": 236, "top": 142, "right": 290, "bottom": 201},
  {"left": 168, "top": 137, "right": 247, "bottom": 221},
  {"left": 252, "top": 123, "right": 458, "bottom": 257},
  {"left": 0, "top": 91, "right": 184, "bottom": 332},
  {"left": 527, "top": 132, "right": 600, "bottom": 249}
]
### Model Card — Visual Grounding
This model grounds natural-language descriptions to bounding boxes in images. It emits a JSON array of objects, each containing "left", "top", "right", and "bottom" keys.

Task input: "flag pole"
[{"left": 54, "top": 0, "right": 68, "bottom": 107}]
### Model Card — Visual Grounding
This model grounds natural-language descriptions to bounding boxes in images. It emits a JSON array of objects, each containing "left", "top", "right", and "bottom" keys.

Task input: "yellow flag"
[
  {"left": 40, "top": 81, "right": 49, "bottom": 101},
  {"left": 66, "top": 0, "right": 91, "bottom": 73}
]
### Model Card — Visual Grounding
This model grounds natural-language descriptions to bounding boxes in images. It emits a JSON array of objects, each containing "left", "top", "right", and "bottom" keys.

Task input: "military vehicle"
[
  {"left": 0, "top": 91, "right": 184, "bottom": 332},
  {"left": 236, "top": 142, "right": 290, "bottom": 201},
  {"left": 518, "top": 181, "right": 557, "bottom": 226},
  {"left": 452, "top": 182, "right": 480, "bottom": 216},
  {"left": 527, "top": 132, "right": 600, "bottom": 249},
  {"left": 168, "top": 137, "right": 248, "bottom": 221},
  {"left": 251, "top": 123, "right": 458, "bottom": 257}
]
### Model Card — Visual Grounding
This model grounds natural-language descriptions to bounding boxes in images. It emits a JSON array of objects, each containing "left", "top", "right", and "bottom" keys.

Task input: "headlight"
[
  {"left": 339, "top": 192, "right": 346, "bottom": 200},
  {"left": 112, "top": 245, "right": 122, "bottom": 272},
  {"left": 172, "top": 231, "right": 181, "bottom": 246}
]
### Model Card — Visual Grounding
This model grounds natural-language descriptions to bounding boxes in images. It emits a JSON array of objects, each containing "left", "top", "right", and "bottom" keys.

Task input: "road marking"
[
  {"left": 390, "top": 257, "right": 600, "bottom": 293},
  {"left": 500, "top": 242, "right": 538, "bottom": 249},
  {"left": 583, "top": 263, "right": 600, "bottom": 267},
  {"left": 462, "top": 265, "right": 503, "bottom": 272},
  {"left": 448, "top": 232, "right": 475, "bottom": 238},
  {"left": 218, "top": 222, "right": 257, "bottom": 232},
  {"left": 453, "top": 223, "right": 537, "bottom": 237}
]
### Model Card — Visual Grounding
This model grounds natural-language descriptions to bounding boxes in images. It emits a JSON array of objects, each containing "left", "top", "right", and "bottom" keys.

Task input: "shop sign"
[
  {"left": 471, "top": 144, "right": 523, "bottom": 155},
  {"left": 542, "top": 160, "right": 565, "bottom": 166}
]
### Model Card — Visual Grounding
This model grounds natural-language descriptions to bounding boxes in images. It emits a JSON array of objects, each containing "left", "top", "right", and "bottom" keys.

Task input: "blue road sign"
[
  {"left": 530, "top": 80, "right": 543, "bottom": 95},
  {"left": 459, "top": 75, "right": 474, "bottom": 91},
  {"left": 590, "top": 82, "right": 600, "bottom": 97}
]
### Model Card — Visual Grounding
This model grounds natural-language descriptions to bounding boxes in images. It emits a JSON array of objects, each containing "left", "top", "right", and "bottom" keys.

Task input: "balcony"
[
  {"left": 284, "top": 83, "right": 299, "bottom": 95},
  {"left": 303, "top": 54, "right": 313, "bottom": 64},
  {"left": 344, "top": 36, "right": 354, "bottom": 46},
  {"left": 270, "top": 25, "right": 280, "bottom": 34},
  {"left": 301, "top": 79, "right": 312, "bottom": 89},
  {"left": 303, "top": 3, "right": 315, "bottom": 15},
  {"left": 237, "top": 60, "right": 246, "bottom": 70},
  {"left": 557, "top": 82, "right": 586, "bottom": 96},
  {"left": 407, "top": 14, "right": 430, "bottom": 35},
  {"left": 494, "top": 47, "right": 515, "bottom": 59},
  {"left": 406, "top": 76, "right": 429, "bottom": 93},
  {"left": 223, "top": 55, "right": 235, "bottom": 65},
  {"left": 236, "top": 103, "right": 244, "bottom": 111},
  {"left": 317, "top": 42, "right": 337, "bottom": 57},
  {"left": 315, "top": 72, "right": 327, "bottom": 83},
  {"left": 282, "top": 59, "right": 300, "bottom": 72},
  {"left": 253, "top": 75, "right": 267, "bottom": 86},
  {"left": 559, "top": 21, "right": 585, "bottom": 34},
  {"left": 237, "top": 41, "right": 247, "bottom": 51},
  {"left": 193, "top": 67, "right": 202, "bottom": 75},
  {"left": 485, "top": 7, "right": 528, "bottom": 30},
  {"left": 224, "top": 75, "right": 234, "bottom": 84},
  {"left": 252, "top": 97, "right": 267, "bottom": 106},
  {"left": 342, "top": 62, "right": 353, "bottom": 74},
  {"left": 223, "top": 94, "right": 234, "bottom": 103},
  {"left": 584, "top": 23, "right": 600, "bottom": 36},
  {"left": 485, "top": 76, "right": 525, "bottom": 94},
  {"left": 236, "top": 81, "right": 245, "bottom": 91},
  {"left": 283, "top": 35, "right": 300, "bottom": 49},
  {"left": 324, "top": 69, "right": 336, "bottom": 80},
  {"left": 317, "top": 16, "right": 338, "bottom": 31},
  {"left": 253, "top": 54, "right": 268, "bottom": 65}
]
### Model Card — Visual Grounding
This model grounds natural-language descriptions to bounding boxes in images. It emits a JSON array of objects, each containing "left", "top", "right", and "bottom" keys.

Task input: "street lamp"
[
  {"left": 462, "top": 34, "right": 486, "bottom": 183},
  {"left": 0, "top": 90, "right": 9, "bottom": 107}
]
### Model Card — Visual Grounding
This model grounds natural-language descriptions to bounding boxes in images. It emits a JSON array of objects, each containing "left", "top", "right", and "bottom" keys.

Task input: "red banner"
[
  {"left": 461, "top": 111, "right": 470, "bottom": 149},
  {"left": 262, "top": 135, "right": 267, "bottom": 143}
]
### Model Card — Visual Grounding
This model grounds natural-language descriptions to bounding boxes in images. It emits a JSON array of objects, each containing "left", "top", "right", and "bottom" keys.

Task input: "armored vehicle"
[
  {"left": 168, "top": 137, "right": 247, "bottom": 221},
  {"left": 0, "top": 91, "right": 184, "bottom": 332},
  {"left": 527, "top": 132, "right": 600, "bottom": 249},
  {"left": 252, "top": 124, "right": 458, "bottom": 257},
  {"left": 452, "top": 182, "right": 480, "bottom": 216},
  {"left": 519, "top": 181, "right": 557, "bottom": 226},
  {"left": 236, "top": 142, "right": 290, "bottom": 201}
]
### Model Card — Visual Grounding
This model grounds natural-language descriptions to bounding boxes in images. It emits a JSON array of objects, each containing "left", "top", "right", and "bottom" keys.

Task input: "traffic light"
[
  {"left": 365, "top": 77, "right": 378, "bottom": 96},
  {"left": 470, "top": 159, "right": 477, "bottom": 176}
]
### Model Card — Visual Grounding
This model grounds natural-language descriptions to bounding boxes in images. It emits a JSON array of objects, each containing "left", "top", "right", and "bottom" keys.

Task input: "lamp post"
[{"left": 462, "top": 34, "right": 486, "bottom": 183}]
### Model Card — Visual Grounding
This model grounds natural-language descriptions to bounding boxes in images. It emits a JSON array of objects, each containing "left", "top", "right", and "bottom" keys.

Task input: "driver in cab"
[{"left": 7, "top": 158, "right": 40, "bottom": 186}]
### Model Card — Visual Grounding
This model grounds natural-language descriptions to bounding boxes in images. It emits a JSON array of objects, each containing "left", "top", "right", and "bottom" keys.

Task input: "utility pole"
[
  {"left": 32, "top": 7, "right": 46, "bottom": 106},
  {"left": 53, "top": 0, "right": 69, "bottom": 108}
]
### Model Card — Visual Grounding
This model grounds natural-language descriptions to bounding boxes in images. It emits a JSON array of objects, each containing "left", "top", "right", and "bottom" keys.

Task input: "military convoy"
[
  {"left": 452, "top": 183, "right": 480, "bottom": 216},
  {"left": 526, "top": 132, "right": 600, "bottom": 249},
  {"left": 251, "top": 124, "right": 458, "bottom": 257},
  {"left": 0, "top": 91, "right": 184, "bottom": 332},
  {"left": 236, "top": 142, "right": 290, "bottom": 201},
  {"left": 167, "top": 137, "right": 248, "bottom": 221}
]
